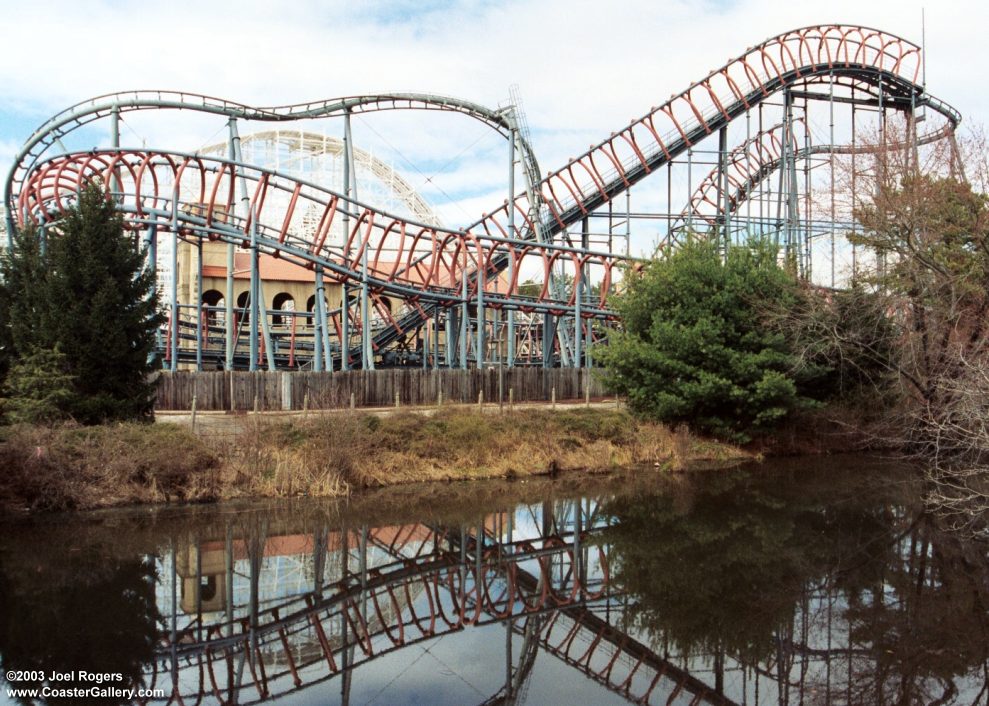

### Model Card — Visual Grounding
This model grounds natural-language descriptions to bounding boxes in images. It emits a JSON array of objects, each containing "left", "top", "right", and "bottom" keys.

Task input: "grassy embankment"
[{"left": 0, "top": 407, "right": 748, "bottom": 512}]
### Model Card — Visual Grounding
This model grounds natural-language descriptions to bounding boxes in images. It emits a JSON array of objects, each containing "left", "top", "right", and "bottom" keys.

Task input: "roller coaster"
[{"left": 4, "top": 25, "right": 961, "bottom": 371}]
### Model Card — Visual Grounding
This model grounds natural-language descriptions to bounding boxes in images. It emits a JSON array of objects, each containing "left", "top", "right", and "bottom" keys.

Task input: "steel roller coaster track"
[
  {"left": 6, "top": 25, "right": 960, "bottom": 368},
  {"left": 669, "top": 78, "right": 958, "bottom": 243}
]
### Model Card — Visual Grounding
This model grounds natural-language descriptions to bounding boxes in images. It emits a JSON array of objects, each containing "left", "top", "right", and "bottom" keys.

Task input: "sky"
[{"left": 0, "top": 0, "right": 986, "bottom": 253}]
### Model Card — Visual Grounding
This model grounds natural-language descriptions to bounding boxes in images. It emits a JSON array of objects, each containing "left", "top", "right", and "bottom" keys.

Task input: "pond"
[{"left": 1, "top": 455, "right": 987, "bottom": 705}]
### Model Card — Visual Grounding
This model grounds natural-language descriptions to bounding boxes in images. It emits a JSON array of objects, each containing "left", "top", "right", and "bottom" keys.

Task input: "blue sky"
[{"left": 1, "top": 0, "right": 986, "bottom": 251}]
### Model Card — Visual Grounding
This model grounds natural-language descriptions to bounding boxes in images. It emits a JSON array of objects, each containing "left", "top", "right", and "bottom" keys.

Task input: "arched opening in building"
[
  {"left": 236, "top": 291, "right": 250, "bottom": 310},
  {"left": 306, "top": 295, "right": 329, "bottom": 328},
  {"left": 272, "top": 292, "right": 295, "bottom": 326},
  {"left": 202, "top": 289, "right": 224, "bottom": 327}
]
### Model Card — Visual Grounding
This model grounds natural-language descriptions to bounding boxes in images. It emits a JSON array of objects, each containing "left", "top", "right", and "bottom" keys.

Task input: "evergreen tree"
[
  {"left": 40, "top": 182, "right": 163, "bottom": 423},
  {"left": 1, "top": 346, "right": 76, "bottom": 425},
  {"left": 0, "top": 225, "right": 48, "bottom": 385},
  {"left": 0, "top": 183, "right": 163, "bottom": 424},
  {"left": 596, "top": 240, "right": 824, "bottom": 443}
]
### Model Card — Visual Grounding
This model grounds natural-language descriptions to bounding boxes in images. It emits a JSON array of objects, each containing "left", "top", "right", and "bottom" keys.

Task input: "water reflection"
[
  {"left": 0, "top": 544, "right": 160, "bottom": 705},
  {"left": 0, "top": 458, "right": 986, "bottom": 705},
  {"left": 605, "top": 460, "right": 989, "bottom": 704},
  {"left": 149, "top": 503, "right": 619, "bottom": 704}
]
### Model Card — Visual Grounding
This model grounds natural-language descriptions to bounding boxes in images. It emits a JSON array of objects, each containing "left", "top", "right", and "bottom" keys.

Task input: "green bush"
[{"left": 596, "top": 240, "right": 824, "bottom": 443}]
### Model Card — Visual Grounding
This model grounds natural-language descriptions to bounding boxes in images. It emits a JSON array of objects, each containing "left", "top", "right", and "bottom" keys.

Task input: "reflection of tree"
[
  {"left": 603, "top": 466, "right": 989, "bottom": 702},
  {"left": 842, "top": 517, "right": 989, "bottom": 705},
  {"left": 603, "top": 469, "right": 900, "bottom": 664},
  {"left": 0, "top": 545, "right": 161, "bottom": 705}
]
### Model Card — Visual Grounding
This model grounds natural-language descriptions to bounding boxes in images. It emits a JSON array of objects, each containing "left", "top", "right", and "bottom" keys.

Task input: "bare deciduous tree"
[{"left": 812, "top": 123, "right": 989, "bottom": 534}]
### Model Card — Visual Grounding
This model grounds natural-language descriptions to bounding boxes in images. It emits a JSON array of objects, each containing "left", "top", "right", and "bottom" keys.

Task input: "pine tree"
[
  {"left": 1, "top": 346, "right": 76, "bottom": 424},
  {"left": 39, "top": 183, "right": 163, "bottom": 423},
  {"left": 0, "top": 224, "right": 49, "bottom": 384}
]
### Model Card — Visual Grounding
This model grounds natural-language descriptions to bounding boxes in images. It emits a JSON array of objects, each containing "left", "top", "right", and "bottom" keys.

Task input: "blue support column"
[
  {"left": 718, "top": 125, "right": 729, "bottom": 258},
  {"left": 233, "top": 137, "right": 275, "bottom": 372},
  {"left": 476, "top": 263, "right": 485, "bottom": 369},
  {"left": 225, "top": 119, "right": 238, "bottom": 371},
  {"left": 360, "top": 274, "right": 372, "bottom": 369},
  {"left": 343, "top": 111, "right": 374, "bottom": 371},
  {"left": 433, "top": 309, "right": 441, "bottom": 370},
  {"left": 109, "top": 104, "right": 120, "bottom": 198},
  {"left": 195, "top": 240, "right": 204, "bottom": 370},
  {"left": 581, "top": 217, "right": 591, "bottom": 369},
  {"left": 574, "top": 289, "right": 582, "bottom": 368},
  {"left": 170, "top": 222, "right": 178, "bottom": 372},
  {"left": 257, "top": 277, "right": 276, "bottom": 371},
  {"left": 341, "top": 111, "right": 352, "bottom": 372},
  {"left": 39, "top": 222, "right": 46, "bottom": 256},
  {"left": 249, "top": 219, "right": 259, "bottom": 372},
  {"left": 312, "top": 274, "right": 323, "bottom": 373},
  {"left": 224, "top": 240, "right": 235, "bottom": 370},
  {"left": 459, "top": 267, "right": 469, "bottom": 369},
  {"left": 341, "top": 283, "right": 350, "bottom": 370},
  {"left": 507, "top": 289, "right": 515, "bottom": 367},
  {"left": 776, "top": 91, "right": 790, "bottom": 251},
  {"left": 110, "top": 104, "right": 119, "bottom": 148},
  {"left": 446, "top": 311, "right": 455, "bottom": 368},
  {"left": 315, "top": 265, "right": 331, "bottom": 371},
  {"left": 507, "top": 126, "right": 516, "bottom": 368},
  {"left": 786, "top": 90, "right": 801, "bottom": 274},
  {"left": 585, "top": 315, "right": 593, "bottom": 369}
]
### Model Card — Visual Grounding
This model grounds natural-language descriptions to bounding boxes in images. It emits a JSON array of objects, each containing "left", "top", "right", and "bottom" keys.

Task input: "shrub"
[{"left": 597, "top": 240, "right": 824, "bottom": 443}]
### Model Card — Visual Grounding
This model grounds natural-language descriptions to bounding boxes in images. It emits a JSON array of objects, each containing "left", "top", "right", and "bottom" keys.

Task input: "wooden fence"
[{"left": 154, "top": 368, "right": 608, "bottom": 411}]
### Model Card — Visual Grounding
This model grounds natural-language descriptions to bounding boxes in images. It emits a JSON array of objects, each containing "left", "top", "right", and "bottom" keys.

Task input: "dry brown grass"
[
  {"left": 0, "top": 408, "right": 750, "bottom": 513},
  {"left": 0, "top": 422, "right": 220, "bottom": 511},
  {"left": 217, "top": 407, "right": 749, "bottom": 495}
]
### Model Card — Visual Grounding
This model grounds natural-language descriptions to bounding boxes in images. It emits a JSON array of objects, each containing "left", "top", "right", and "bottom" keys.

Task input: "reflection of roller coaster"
[
  {"left": 146, "top": 501, "right": 742, "bottom": 706},
  {"left": 6, "top": 25, "right": 960, "bottom": 370},
  {"left": 136, "top": 488, "right": 986, "bottom": 706}
]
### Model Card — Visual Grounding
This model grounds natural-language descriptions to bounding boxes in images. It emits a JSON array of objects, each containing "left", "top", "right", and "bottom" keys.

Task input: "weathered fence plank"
[{"left": 154, "top": 368, "right": 608, "bottom": 411}]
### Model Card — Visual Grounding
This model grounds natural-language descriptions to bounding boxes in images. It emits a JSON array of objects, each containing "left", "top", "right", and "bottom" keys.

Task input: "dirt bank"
[{"left": 0, "top": 407, "right": 749, "bottom": 513}]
